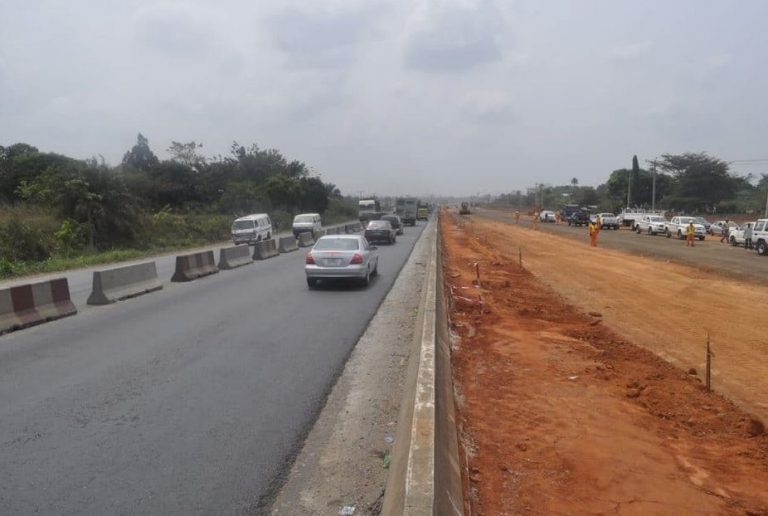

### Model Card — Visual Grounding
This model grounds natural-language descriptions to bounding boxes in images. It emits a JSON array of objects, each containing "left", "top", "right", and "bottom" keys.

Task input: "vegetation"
[
  {"left": 499, "top": 152, "right": 768, "bottom": 215},
  {"left": 0, "top": 136, "right": 357, "bottom": 279}
]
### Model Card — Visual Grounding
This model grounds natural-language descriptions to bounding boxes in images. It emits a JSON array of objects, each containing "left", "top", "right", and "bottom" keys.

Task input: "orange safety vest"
[{"left": 589, "top": 223, "right": 597, "bottom": 236}]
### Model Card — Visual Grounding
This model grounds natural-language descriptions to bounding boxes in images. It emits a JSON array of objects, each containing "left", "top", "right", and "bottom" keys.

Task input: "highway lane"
[
  {"left": 0, "top": 221, "right": 428, "bottom": 515},
  {"left": 0, "top": 222, "right": 357, "bottom": 308},
  {"left": 477, "top": 208, "right": 768, "bottom": 282}
]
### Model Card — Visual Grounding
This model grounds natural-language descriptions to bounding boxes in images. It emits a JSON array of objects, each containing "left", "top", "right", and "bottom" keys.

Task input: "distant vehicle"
[
  {"left": 694, "top": 217, "right": 712, "bottom": 233},
  {"left": 395, "top": 198, "right": 418, "bottom": 226},
  {"left": 231, "top": 213, "right": 272, "bottom": 245},
  {"left": 594, "top": 212, "right": 619, "bottom": 230},
  {"left": 292, "top": 213, "right": 322, "bottom": 238},
  {"left": 364, "top": 220, "right": 397, "bottom": 244},
  {"left": 560, "top": 204, "right": 581, "bottom": 221},
  {"left": 539, "top": 210, "right": 556, "bottom": 222},
  {"left": 358, "top": 199, "right": 380, "bottom": 222},
  {"left": 635, "top": 215, "right": 668, "bottom": 236},
  {"left": 459, "top": 202, "right": 471, "bottom": 215},
  {"left": 305, "top": 235, "right": 379, "bottom": 288},
  {"left": 618, "top": 208, "right": 665, "bottom": 230},
  {"left": 416, "top": 206, "right": 429, "bottom": 220},
  {"left": 710, "top": 220, "right": 739, "bottom": 236},
  {"left": 381, "top": 214, "right": 404, "bottom": 235},
  {"left": 567, "top": 209, "right": 591, "bottom": 227},
  {"left": 752, "top": 219, "right": 768, "bottom": 255},
  {"left": 665, "top": 216, "right": 706, "bottom": 240}
]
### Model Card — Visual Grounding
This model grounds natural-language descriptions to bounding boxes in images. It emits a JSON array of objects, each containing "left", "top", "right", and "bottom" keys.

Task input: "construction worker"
[
  {"left": 588, "top": 220, "right": 598, "bottom": 247},
  {"left": 719, "top": 220, "right": 730, "bottom": 244},
  {"left": 686, "top": 221, "right": 696, "bottom": 247},
  {"left": 514, "top": 210, "right": 520, "bottom": 224}
]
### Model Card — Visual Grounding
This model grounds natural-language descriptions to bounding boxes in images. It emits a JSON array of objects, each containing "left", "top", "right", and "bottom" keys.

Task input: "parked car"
[
  {"left": 729, "top": 223, "right": 747, "bottom": 246},
  {"left": 292, "top": 213, "right": 322, "bottom": 238},
  {"left": 594, "top": 212, "right": 619, "bottom": 230},
  {"left": 305, "top": 235, "right": 379, "bottom": 288},
  {"left": 539, "top": 210, "right": 556, "bottom": 223},
  {"left": 567, "top": 210, "right": 591, "bottom": 227},
  {"left": 381, "top": 214, "right": 404, "bottom": 235},
  {"left": 635, "top": 215, "right": 668, "bottom": 236},
  {"left": 665, "top": 216, "right": 706, "bottom": 240},
  {"left": 710, "top": 220, "right": 739, "bottom": 236},
  {"left": 231, "top": 213, "right": 272, "bottom": 245},
  {"left": 750, "top": 219, "right": 768, "bottom": 255},
  {"left": 364, "top": 220, "right": 397, "bottom": 244},
  {"left": 694, "top": 217, "right": 712, "bottom": 233}
]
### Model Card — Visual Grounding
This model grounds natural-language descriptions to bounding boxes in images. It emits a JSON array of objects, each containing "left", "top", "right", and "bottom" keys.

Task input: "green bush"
[{"left": 0, "top": 217, "right": 54, "bottom": 261}]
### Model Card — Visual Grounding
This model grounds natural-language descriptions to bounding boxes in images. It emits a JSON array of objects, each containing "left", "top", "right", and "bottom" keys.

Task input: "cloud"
[
  {"left": 134, "top": 3, "right": 212, "bottom": 56},
  {"left": 610, "top": 41, "right": 653, "bottom": 62},
  {"left": 268, "top": 5, "right": 384, "bottom": 69},
  {"left": 460, "top": 90, "right": 515, "bottom": 124},
  {"left": 404, "top": 0, "right": 505, "bottom": 72}
]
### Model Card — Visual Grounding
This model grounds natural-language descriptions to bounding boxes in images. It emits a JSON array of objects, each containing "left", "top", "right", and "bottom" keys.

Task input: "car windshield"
[
  {"left": 294, "top": 215, "right": 314, "bottom": 223},
  {"left": 233, "top": 220, "right": 254, "bottom": 230},
  {"left": 680, "top": 217, "right": 697, "bottom": 224},
  {"left": 314, "top": 238, "right": 359, "bottom": 250},
  {"left": 367, "top": 221, "right": 390, "bottom": 229},
  {"left": 600, "top": 213, "right": 615, "bottom": 217},
  {"left": 382, "top": 216, "right": 397, "bottom": 223}
]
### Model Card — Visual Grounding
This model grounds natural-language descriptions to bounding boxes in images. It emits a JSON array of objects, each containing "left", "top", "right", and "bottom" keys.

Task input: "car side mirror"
[{"left": 370, "top": 246, "right": 378, "bottom": 250}]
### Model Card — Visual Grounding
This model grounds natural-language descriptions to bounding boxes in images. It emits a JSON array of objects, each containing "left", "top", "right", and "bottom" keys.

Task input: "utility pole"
[
  {"left": 651, "top": 163, "right": 657, "bottom": 211},
  {"left": 764, "top": 190, "right": 768, "bottom": 218}
]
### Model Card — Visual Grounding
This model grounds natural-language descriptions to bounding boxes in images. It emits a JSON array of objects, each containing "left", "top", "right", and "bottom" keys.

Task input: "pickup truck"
[
  {"left": 635, "top": 215, "right": 668, "bottom": 236},
  {"left": 593, "top": 212, "right": 619, "bottom": 230},
  {"left": 665, "top": 216, "right": 706, "bottom": 240},
  {"left": 752, "top": 219, "right": 768, "bottom": 255}
]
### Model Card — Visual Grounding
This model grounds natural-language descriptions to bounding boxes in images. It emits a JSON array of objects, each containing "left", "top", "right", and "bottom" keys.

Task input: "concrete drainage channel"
[{"left": 382, "top": 215, "right": 464, "bottom": 515}]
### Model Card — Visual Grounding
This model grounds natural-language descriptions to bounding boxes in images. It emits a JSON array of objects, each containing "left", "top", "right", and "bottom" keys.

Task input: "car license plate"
[{"left": 326, "top": 258, "right": 343, "bottom": 266}]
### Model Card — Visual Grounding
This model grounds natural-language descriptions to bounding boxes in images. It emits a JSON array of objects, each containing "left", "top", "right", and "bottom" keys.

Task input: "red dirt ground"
[{"left": 441, "top": 211, "right": 768, "bottom": 515}]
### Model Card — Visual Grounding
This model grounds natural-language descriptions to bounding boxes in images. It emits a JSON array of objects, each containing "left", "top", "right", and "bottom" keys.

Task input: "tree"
[
  {"left": 300, "top": 176, "right": 329, "bottom": 213},
  {"left": 122, "top": 133, "right": 159, "bottom": 171},
  {"left": 265, "top": 173, "right": 302, "bottom": 214},
  {"left": 167, "top": 141, "right": 205, "bottom": 168},
  {"left": 652, "top": 152, "right": 738, "bottom": 212}
]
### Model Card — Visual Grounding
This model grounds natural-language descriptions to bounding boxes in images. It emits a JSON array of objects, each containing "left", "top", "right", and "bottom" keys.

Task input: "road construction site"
[{"left": 442, "top": 209, "right": 768, "bottom": 515}]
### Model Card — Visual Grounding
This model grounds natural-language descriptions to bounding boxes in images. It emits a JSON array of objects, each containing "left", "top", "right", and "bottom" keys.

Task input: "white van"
[
  {"left": 231, "top": 214, "right": 273, "bottom": 245},
  {"left": 292, "top": 213, "right": 322, "bottom": 238}
]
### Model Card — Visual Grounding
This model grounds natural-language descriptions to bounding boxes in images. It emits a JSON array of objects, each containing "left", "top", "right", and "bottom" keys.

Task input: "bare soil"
[{"left": 441, "top": 212, "right": 768, "bottom": 515}]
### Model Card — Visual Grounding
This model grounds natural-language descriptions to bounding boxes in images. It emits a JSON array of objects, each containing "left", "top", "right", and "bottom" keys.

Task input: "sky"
[{"left": 2, "top": 0, "right": 768, "bottom": 196}]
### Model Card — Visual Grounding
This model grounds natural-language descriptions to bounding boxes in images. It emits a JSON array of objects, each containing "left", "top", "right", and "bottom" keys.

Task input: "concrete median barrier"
[
  {"left": 218, "top": 245, "right": 253, "bottom": 270},
  {"left": 1, "top": 278, "right": 77, "bottom": 335},
  {"left": 278, "top": 236, "right": 299, "bottom": 253},
  {"left": 87, "top": 262, "right": 162, "bottom": 305},
  {"left": 171, "top": 250, "right": 219, "bottom": 282},
  {"left": 297, "top": 232, "right": 315, "bottom": 248},
  {"left": 253, "top": 239, "right": 279, "bottom": 260},
  {"left": 382, "top": 222, "right": 464, "bottom": 515}
]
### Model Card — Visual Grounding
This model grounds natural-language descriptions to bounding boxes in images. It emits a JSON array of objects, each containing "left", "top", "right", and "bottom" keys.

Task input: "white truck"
[
  {"left": 635, "top": 214, "right": 668, "bottom": 236},
  {"left": 618, "top": 208, "right": 666, "bottom": 230},
  {"left": 752, "top": 219, "right": 768, "bottom": 255},
  {"left": 665, "top": 216, "right": 706, "bottom": 241},
  {"left": 395, "top": 197, "right": 418, "bottom": 226}
]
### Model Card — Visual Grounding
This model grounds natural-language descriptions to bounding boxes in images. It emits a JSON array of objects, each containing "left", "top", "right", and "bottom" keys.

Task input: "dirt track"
[{"left": 441, "top": 211, "right": 768, "bottom": 515}]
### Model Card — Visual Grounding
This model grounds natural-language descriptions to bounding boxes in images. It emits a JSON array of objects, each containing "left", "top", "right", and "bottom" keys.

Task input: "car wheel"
[
  {"left": 699, "top": 236, "right": 705, "bottom": 241},
  {"left": 267, "top": 232, "right": 271, "bottom": 240},
  {"left": 307, "top": 278, "right": 318, "bottom": 289},
  {"left": 758, "top": 241, "right": 768, "bottom": 256},
  {"left": 666, "top": 230, "right": 671, "bottom": 238},
  {"left": 677, "top": 231, "right": 683, "bottom": 240},
  {"left": 360, "top": 268, "right": 371, "bottom": 287},
  {"left": 730, "top": 236, "right": 737, "bottom": 246},
  {"left": 392, "top": 235, "right": 396, "bottom": 244}
]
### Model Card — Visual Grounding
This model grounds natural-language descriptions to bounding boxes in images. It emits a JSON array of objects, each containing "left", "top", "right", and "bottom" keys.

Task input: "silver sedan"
[{"left": 305, "top": 235, "right": 379, "bottom": 288}]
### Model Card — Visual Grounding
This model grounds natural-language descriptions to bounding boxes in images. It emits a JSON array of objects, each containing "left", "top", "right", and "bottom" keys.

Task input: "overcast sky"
[{"left": 2, "top": 0, "right": 768, "bottom": 196}]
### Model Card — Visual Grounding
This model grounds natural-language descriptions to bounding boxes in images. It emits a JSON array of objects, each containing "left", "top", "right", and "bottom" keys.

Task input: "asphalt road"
[
  {"left": 477, "top": 208, "right": 768, "bottom": 282},
  {"left": 0, "top": 221, "right": 427, "bottom": 515}
]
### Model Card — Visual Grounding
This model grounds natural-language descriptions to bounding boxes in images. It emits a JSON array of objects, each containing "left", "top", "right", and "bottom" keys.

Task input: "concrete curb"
[
  {"left": 0, "top": 278, "right": 77, "bottom": 335},
  {"left": 218, "top": 245, "right": 254, "bottom": 270},
  {"left": 382, "top": 218, "right": 464, "bottom": 515},
  {"left": 278, "top": 236, "right": 299, "bottom": 253},
  {"left": 87, "top": 262, "right": 162, "bottom": 305},
  {"left": 298, "top": 232, "right": 315, "bottom": 248},
  {"left": 253, "top": 239, "right": 279, "bottom": 260},
  {"left": 171, "top": 251, "right": 219, "bottom": 282}
]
